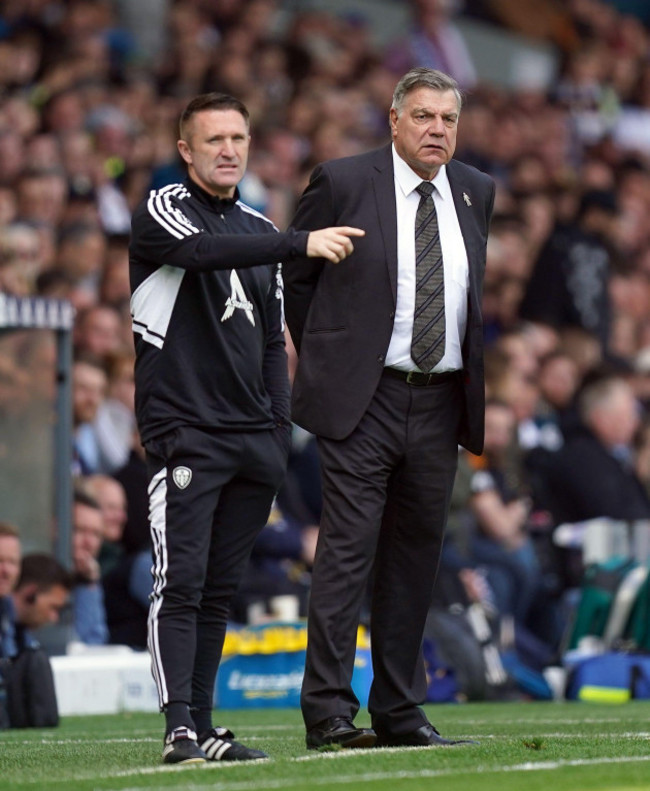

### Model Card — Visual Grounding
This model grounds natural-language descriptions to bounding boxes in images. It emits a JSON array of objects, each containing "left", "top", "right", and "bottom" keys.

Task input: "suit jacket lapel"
[
  {"left": 447, "top": 160, "right": 481, "bottom": 295},
  {"left": 371, "top": 146, "right": 398, "bottom": 302},
  {"left": 447, "top": 160, "right": 477, "bottom": 254}
]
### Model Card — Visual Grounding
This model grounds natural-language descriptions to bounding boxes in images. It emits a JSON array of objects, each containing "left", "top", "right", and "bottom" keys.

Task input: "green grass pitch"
[{"left": 2, "top": 701, "right": 650, "bottom": 791}]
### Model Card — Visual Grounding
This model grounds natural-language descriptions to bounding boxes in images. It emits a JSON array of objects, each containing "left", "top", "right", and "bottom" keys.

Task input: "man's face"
[
  {"left": 72, "top": 361, "right": 106, "bottom": 425},
  {"left": 0, "top": 535, "right": 20, "bottom": 597},
  {"left": 592, "top": 384, "right": 641, "bottom": 449},
  {"left": 72, "top": 502, "right": 104, "bottom": 560},
  {"left": 390, "top": 87, "right": 459, "bottom": 180},
  {"left": 93, "top": 480, "right": 127, "bottom": 542},
  {"left": 18, "top": 584, "right": 69, "bottom": 628},
  {"left": 178, "top": 109, "right": 250, "bottom": 199},
  {"left": 78, "top": 308, "right": 121, "bottom": 357}
]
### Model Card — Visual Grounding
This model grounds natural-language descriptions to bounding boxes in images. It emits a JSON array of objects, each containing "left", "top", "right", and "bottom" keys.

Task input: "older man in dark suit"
[{"left": 284, "top": 67, "right": 495, "bottom": 750}]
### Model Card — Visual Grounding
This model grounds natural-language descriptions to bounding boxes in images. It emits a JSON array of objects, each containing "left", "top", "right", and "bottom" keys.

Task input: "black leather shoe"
[
  {"left": 376, "top": 723, "right": 478, "bottom": 747},
  {"left": 306, "top": 717, "right": 377, "bottom": 750}
]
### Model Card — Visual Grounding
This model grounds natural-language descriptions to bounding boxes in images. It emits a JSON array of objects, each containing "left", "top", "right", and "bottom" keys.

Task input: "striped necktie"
[{"left": 411, "top": 181, "right": 445, "bottom": 371}]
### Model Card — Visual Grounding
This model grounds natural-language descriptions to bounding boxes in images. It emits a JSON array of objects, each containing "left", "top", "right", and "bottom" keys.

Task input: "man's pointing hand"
[{"left": 306, "top": 227, "right": 365, "bottom": 263}]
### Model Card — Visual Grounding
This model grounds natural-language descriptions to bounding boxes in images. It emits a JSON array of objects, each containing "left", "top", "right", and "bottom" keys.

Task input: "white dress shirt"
[{"left": 385, "top": 144, "right": 469, "bottom": 373}]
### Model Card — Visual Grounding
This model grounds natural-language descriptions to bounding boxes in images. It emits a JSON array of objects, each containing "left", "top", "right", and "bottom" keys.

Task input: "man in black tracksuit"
[{"left": 129, "top": 92, "right": 363, "bottom": 765}]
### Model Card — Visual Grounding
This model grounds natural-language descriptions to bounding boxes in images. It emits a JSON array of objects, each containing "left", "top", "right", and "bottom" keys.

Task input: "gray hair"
[
  {"left": 391, "top": 68, "right": 463, "bottom": 115},
  {"left": 577, "top": 376, "right": 631, "bottom": 425}
]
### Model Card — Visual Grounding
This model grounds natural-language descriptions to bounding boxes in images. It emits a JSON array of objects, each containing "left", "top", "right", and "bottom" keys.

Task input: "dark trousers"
[
  {"left": 145, "top": 425, "right": 288, "bottom": 712},
  {"left": 300, "top": 371, "right": 462, "bottom": 735}
]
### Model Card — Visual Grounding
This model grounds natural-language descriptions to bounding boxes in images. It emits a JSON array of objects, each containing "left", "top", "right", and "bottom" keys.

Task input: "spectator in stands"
[
  {"left": 492, "top": 327, "right": 541, "bottom": 383},
  {"left": 544, "top": 375, "right": 648, "bottom": 521},
  {"left": 635, "top": 415, "right": 650, "bottom": 499},
  {"left": 535, "top": 349, "right": 582, "bottom": 439},
  {"left": 465, "top": 0, "right": 579, "bottom": 53},
  {"left": 113, "top": 428, "right": 150, "bottom": 555},
  {"left": 0, "top": 543, "right": 68, "bottom": 728},
  {"left": 72, "top": 354, "right": 108, "bottom": 475},
  {"left": 14, "top": 169, "right": 69, "bottom": 230},
  {"left": 557, "top": 326, "right": 603, "bottom": 381},
  {"left": 5, "top": 552, "right": 70, "bottom": 727},
  {"left": 523, "top": 348, "right": 584, "bottom": 516},
  {"left": 0, "top": 130, "right": 26, "bottom": 187},
  {"left": 0, "top": 522, "right": 21, "bottom": 658},
  {"left": 73, "top": 304, "right": 124, "bottom": 361},
  {"left": 99, "top": 234, "right": 131, "bottom": 309},
  {"left": 93, "top": 351, "right": 136, "bottom": 474},
  {"left": 465, "top": 398, "right": 541, "bottom": 627},
  {"left": 53, "top": 222, "right": 108, "bottom": 307},
  {"left": 0, "top": 222, "right": 44, "bottom": 297},
  {"left": 70, "top": 489, "right": 109, "bottom": 645},
  {"left": 519, "top": 189, "right": 619, "bottom": 353},
  {"left": 102, "top": 544, "right": 151, "bottom": 650},
  {"left": 540, "top": 375, "right": 650, "bottom": 588},
  {"left": 102, "top": 436, "right": 153, "bottom": 651},
  {"left": 385, "top": 0, "right": 477, "bottom": 89},
  {"left": 279, "top": 427, "right": 323, "bottom": 529},
  {"left": 231, "top": 500, "right": 318, "bottom": 623},
  {"left": 537, "top": 349, "right": 581, "bottom": 417},
  {"left": 0, "top": 185, "right": 17, "bottom": 228},
  {"left": 83, "top": 474, "right": 128, "bottom": 575},
  {"left": 12, "top": 554, "right": 72, "bottom": 636},
  {"left": 486, "top": 338, "right": 557, "bottom": 454}
]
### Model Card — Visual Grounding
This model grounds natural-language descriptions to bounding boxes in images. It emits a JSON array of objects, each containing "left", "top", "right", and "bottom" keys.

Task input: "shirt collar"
[
  {"left": 185, "top": 176, "right": 240, "bottom": 211},
  {"left": 392, "top": 143, "right": 451, "bottom": 202}
]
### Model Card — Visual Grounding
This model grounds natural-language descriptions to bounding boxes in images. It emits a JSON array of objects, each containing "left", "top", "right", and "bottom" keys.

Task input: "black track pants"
[{"left": 144, "top": 424, "right": 289, "bottom": 711}]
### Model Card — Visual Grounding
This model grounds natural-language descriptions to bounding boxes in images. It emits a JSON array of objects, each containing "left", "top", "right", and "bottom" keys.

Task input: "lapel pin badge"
[{"left": 463, "top": 192, "right": 472, "bottom": 207}]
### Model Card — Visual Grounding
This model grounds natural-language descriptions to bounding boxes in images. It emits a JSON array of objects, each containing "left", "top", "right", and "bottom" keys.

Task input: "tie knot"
[{"left": 416, "top": 181, "right": 434, "bottom": 199}]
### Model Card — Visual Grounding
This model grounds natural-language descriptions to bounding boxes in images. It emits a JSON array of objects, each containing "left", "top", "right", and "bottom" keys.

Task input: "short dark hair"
[
  {"left": 16, "top": 553, "right": 73, "bottom": 593},
  {"left": 577, "top": 189, "right": 618, "bottom": 219},
  {"left": 392, "top": 68, "right": 462, "bottom": 115},
  {"left": 179, "top": 93, "right": 250, "bottom": 140}
]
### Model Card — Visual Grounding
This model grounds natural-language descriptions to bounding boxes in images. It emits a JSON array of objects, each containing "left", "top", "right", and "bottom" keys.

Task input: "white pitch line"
[
  {"left": 10, "top": 731, "right": 650, "bottom": 748},
  {"left": 511, "top": 731, "right": 650, "bottom": 740},
  {"left": 22, "top": 738, "right": 160, "bottom": 745},
  {"left": 233, "top": 724, "right": 301, "bottom": 731},
  {"left": 104, "top": 754, "right": 650, "bottom": 791},
  {"left": 10, "top": 729, "right": 650, "bottom": 748},
  {"left": 292, "top": 736, "right": 650, "bottom": 761},
  {"left": 9, "top": 736, "right": 268, "bottom": 746},
  {"left": 454, "top": 717, "right": 627, "bottom": 725}
]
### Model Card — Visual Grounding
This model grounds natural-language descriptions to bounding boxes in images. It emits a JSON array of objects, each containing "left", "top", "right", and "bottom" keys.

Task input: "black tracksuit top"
[{"left": 129, "top": 178, "right": 309, "bottom": 444}]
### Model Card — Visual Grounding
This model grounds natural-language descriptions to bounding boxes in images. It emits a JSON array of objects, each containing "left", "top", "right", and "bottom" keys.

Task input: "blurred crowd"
[{"left": 0, "top": 0, "right": 650, "bottom": 697}]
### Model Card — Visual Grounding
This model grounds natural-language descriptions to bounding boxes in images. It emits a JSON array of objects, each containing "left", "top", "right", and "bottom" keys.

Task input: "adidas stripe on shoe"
[
  {"left": 162, "top": 726, "right": 207, "bottom": 764},
  {"left": 199, "top": 727, "right": 268, "bottom": 761}
]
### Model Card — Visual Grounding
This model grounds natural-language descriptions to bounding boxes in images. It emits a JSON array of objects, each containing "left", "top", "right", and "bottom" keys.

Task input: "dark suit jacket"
[
  {"left": 284, "top": 145, "right": 495, "bottom": 454},
  {"left": 544, "top": 430, "right": 650, "bottom": 525}
]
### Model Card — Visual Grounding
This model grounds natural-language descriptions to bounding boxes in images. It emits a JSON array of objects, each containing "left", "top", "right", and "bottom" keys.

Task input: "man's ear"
[
  {"left": 389, "top": 107, "right": 398, "bottom": 136},
  {"left": 177, "top": 139, "right": 192, "bottom": 165},
  {"left": 20, "top": 583, "right": 38, "bottom": 605}
]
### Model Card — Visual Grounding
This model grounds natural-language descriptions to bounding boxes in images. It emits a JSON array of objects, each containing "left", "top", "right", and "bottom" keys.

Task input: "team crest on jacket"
[
  {"left": 221, "top": 270, "right": 255, "bottom": 326},
  {"left": 172, "top": 466, "right": 192, "bottom": 489}
]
